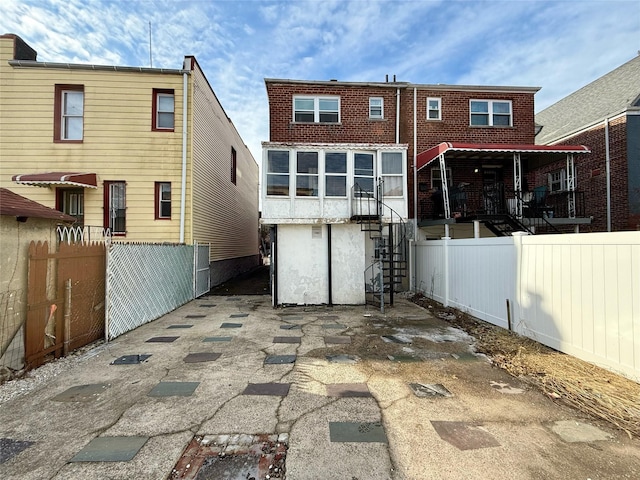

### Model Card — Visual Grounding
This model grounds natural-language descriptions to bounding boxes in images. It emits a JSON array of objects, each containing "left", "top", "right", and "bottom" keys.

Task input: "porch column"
[
  {"left": 513, "top": 152, "right": 522, "bottom": 218},
  {"left": 566, "top": 154, "right": 576, "bottom": 218},
  {"left": 438, "top": 154, "right": 451, "bottom": 219}
]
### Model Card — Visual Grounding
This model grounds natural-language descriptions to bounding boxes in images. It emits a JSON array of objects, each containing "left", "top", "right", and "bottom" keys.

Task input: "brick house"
[
  {"left": 262, "top": 78, "right": 588, "bottom": 306},
  {"left": 535, "top": 55, "right": 640, "bottom": 232}
]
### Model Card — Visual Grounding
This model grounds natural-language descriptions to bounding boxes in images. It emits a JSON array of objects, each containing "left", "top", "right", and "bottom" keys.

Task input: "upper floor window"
[
  {"left": 152, "top": 89, "right": 175, "bottom": 131},
  {"left": 266, "top": 150, "right": 290, "bottom": 196},
  {"left": 427, "top": 97, "right": 441, "bottom": 121},
  {"left": 155, "top": 182, "right": 171, "bottom": 219},
  {"left": 325, "top": 152, "right": 347, "bottom": 197},
  {"left": 381, "top": 152, "right": 403, "bottom": 196},
  {"left": 470, "top": 100, "right": 512, "bottom": 126},
  {"left": 296, "top": 151, "right": 319, "bottom": 197},
  {"left": 369, "top": 97, "right": 383, "bottom": 119},
  {"left": 54, "top": 84, "right": 84, "bottom": 142},
  {"left": 548, "top": 169, "right": 566, "bottom": 192},
  {"left": 231, "top": 147, "right": 237, "bottom": 185},
  {"left": 293, "top": 96, "right": 340, "bottom": 123}
]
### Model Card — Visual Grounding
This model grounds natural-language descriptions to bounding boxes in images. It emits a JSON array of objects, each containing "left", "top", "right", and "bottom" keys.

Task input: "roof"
[
  {"left": 12, "top": 172, "right": 98, "bottom": 188},
  {"left": 0, "top": 188, "right": 75, "bottom": 222},
  {"left": 265, "top": 78, "right": 540, "bottom": 94},
  {"left": 535, "top": 55, "right": 640, "bottom": 144},
  {"left": 416, "top": 142, "right": 590, "bottom": 171}
]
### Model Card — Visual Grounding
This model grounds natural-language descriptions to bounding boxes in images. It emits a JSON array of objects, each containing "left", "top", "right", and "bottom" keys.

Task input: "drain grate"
[
  {"left": 280, "top": 324, "right": 301, "bottom": 330},
  {"left": 273, "top": 336, "right": 301, "bottom": 344},
  {"left": 242, "top": 383, "right": 291, "bottom": 396},
  {"left": 52, "top": 384, "right": 110, "bottom": 402},
  {"left": 326, "top": 383, "right": 372, "bottom": 398},
  {"left": 146, "top": 336, "right": 179, "bottom": 343},
  {"left": 202, "top": 336, "right": 233, "bottom": 342},
  {"left": 409, "top": 383, "right": 453, "bottom": 398},
  {"left": 187, "top": 314, "right": 207, "bottom": 318},
  {"left": 170, "top": 434, "right": 287, "bottom": 480},
  {"left": 230, "top": 313, "right": 249, "bottom": 318},
  {"left": 148, "top": 381, "right": 200, "bottom": 397},
  {"left": 69, "top": 436, "right": 149, "bottom": 462},
  {"left": 167, "top": 324, "right": 193, "bottom": 329},
  {"left": 264, "top": 355, "right": 296, "bottom": 365},
  {"left": 220, "top": 323, "right": 243, "bottom": 329},
  {"left": 199, "top": 305, "right": 216, "bottom": 308},
  {"left": 329, "top": 422, "right": 387, "bottom": 443},
  {"left": 183, "top": 353, "right": 221, "bottom": 363}
]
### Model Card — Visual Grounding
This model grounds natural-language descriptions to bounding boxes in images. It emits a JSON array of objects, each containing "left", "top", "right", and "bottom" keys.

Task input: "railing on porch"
[{"left": 419, "top": 183, "right": 587, "bottom": 221}]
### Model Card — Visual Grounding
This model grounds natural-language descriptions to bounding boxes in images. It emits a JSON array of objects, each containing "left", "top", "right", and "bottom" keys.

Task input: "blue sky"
[{"left": 2, "top": 0, "right": 639, "bottom": 162}]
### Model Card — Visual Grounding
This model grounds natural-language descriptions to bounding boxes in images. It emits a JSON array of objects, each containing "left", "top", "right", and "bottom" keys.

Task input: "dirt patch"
[{"left": 410, "top": 293, "right": 640, "bottom": 438}]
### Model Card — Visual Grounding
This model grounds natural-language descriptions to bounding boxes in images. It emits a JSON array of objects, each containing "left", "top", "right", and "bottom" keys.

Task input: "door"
[
  {"left": 57, "top": 188, "right": 84, "bottom": 225},
  {"left": 482, "top": 168, "right": 504, "bottom": 214}
]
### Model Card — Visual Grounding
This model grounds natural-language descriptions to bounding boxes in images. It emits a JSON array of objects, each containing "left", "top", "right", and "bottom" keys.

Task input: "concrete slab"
[
  {"left": 329, "top": 422, "right": 387, "bottom": 443},
  {"left": 69, "top": 436, "right": 148, "bottom": 462},
  {"left": 430, "top": 421, "right": 500, "bottom": 450},
  {"left": 551, "top": 420, "right": 613, "bottom": 443},
  {"left": 147, "top": 381, "right": 199, "bottom": 397},
  {"left": 183, "top": 352, "right": 221, "bottom": 363},
  {"left": 242, "top": 383, "right": 291, "bottom": 396},
  {"left": 111, "top": 354, "right": 152, "bottom": 365},
  {"left": 145, "top": 336, "right": 179, "bottom": 343},
  {"left": 0, "top": 438, "right": 35, "bottom": 464},
  {"left": 51, "top": 383, "right": 110, "bottom": 402}
]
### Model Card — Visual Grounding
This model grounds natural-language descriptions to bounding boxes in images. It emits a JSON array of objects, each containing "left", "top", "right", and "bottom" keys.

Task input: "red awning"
[
  {"left": 12, "top": 172, "right": 98, "bottom": 188},
  {"left": 416, "top": 142, "right": 590, "bottom": 171},
  {"left": 0, "top": 188, "right": 76, "bottom": 222}
]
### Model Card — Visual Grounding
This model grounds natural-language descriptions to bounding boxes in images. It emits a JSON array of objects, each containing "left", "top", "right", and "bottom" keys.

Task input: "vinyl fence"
[{"left": 414, "top": 232, "right": 640, "bottom": 382}]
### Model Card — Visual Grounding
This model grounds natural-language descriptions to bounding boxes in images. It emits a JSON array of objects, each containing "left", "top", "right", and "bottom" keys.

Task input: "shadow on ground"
[{"left": 206, "top": 265, "right": 270, "bottom": 296}]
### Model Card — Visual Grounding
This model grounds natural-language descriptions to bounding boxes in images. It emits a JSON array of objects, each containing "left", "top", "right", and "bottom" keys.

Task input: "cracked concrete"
[{"left": 1, "top": 295, "right": 639, "bottom": 479}]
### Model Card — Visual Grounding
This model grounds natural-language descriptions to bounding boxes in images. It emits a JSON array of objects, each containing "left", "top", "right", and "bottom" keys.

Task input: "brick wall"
[{"left": 533, "top": 116, "right": 630, "bottom": 232}]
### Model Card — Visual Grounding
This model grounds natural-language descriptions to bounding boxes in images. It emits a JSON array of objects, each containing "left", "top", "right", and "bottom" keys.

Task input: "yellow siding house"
[{"left": 0, "top": 34, "right": 259, "bottom": 284}]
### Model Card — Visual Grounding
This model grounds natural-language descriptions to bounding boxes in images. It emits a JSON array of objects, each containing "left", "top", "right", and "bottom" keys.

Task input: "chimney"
[
  {"left": 385, "top": 74, "right": 389, "bottom": 82},
  {"left": 7, "top": 34, "right": 37, "bottom": 61}
]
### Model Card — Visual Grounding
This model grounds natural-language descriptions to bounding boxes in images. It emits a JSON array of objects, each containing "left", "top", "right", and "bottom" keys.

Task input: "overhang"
[
  {"left": 416, "top": 142, "right": 591, "bottom": 171},
  {"left": 0, "top": 188, "right": 75, "bottom": 222},
  {"left": 12, "top": 172, "right": 98, "bottom": 188}
]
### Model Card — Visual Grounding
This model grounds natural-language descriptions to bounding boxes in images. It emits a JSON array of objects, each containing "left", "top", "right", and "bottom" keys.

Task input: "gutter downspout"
[
  {"left": 327, "top": 224, "right": 332, "bottom": 306},
  {"left": 605, "top": 118, "right": 611, "bottom": 232},
  {"left": 180, "top": 71, "right": 188, "bottom": 243},
  {"left": 412, "top": 87, "right": 418, "bottom": 291},
  {"left": 396, "top": 88, "right": 400, "bottom": 143}
]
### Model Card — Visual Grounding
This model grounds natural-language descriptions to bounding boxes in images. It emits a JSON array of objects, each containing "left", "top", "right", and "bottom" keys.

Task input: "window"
[
  {"left": 369, "top": 97, "right": 383, "bottom": 119},
  {"left": 266, "top": 150, "right": 290, "bottom": 196},
  {"left": 325, "top": 152, "right": 347, "bottom": 197},
  {"left": 155, "top": 182, "right": 171, "bottom": 219},
  {"left": 431, "top": 167, "right": 452, "bottom": 189},
  {"left": 152, "top": 89, "right": 175, "bottom": 131},
  {"left": 104, "top": 181, "right": 126, "bottom": 235},
  {"left": 381, "top": 152, "right": 403, "bottom": 196},
  {"left": 548, "top": 169, "right": 566, "bottom": 192},
  {"left": 293, "top": 96, "right": 340, "bottom": 123},
  {"left": 54, "top": 84, "right": 84, "bottom": 142},
  {"left": 296, "top": 151, "right": 319, "bottom": 197},
  {"left": 354, "top": 153, "right": 374, "bottom": 196},
  {"left": 470, "top": 100, "right": 512, "bottom": 126},
  {"left": 427, "top": 97, "right": 441, "bottom": 121},
  {"left": 231, "top": 147, "right": 237, "bottom": 185}
]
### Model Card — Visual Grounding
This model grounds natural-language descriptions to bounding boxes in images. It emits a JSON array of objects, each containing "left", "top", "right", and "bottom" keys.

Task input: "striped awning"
[{"left": 12, "top": 172, "right": 98, "bottom": 188}]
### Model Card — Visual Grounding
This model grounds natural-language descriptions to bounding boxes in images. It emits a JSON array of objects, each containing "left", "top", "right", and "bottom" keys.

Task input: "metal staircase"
[{"left": 352, "top": 181, "right": 408, "bottom": 313}]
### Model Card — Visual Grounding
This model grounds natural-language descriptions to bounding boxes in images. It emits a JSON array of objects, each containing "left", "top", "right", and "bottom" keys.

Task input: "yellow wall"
[{"left": 0, "top": 36, "right": 189, "bottom": 243}]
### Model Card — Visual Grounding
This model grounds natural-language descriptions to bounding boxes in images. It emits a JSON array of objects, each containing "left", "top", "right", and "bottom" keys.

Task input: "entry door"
[
  {"left": 58, "top": 188, "right": 84, "bottom": 225},
  {"left": 482, "top": 168, "right": 503, "bottom": 214}
]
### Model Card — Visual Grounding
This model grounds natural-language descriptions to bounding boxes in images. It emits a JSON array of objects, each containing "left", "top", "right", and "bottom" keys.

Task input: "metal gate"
[{"left": 194, "top": 242, "right": 210, "bottom": 298}]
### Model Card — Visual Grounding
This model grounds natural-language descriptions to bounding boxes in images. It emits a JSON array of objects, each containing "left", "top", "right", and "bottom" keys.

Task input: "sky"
[{"left": 1, "top": 0, "right": 639, "bottom": 163}]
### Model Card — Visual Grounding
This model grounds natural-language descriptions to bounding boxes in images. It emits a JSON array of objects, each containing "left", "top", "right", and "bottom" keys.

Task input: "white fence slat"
[{"left": 415, "top": 231, "right": 640, "bottom": 382}]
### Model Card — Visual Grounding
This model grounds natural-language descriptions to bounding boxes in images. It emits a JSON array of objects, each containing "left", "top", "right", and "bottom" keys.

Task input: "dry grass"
[{"left": 411, "top": 294, "right": 640, "bottom": 438}]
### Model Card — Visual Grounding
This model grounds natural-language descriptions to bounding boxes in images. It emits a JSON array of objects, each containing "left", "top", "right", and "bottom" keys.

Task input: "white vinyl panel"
[
  {"left": 616, "top": 244, "right": 635, "bottom": 368},
  {"left": 603, "top": 244, "right": 621, "bottom": 362}
]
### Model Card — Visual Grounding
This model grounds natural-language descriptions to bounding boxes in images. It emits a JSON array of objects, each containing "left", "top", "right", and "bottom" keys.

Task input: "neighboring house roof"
[
  {"left": 536, "top": 55, "right": 640, "bottom": 144},
  {"left": 0, "top": 187, "right": 75, "bottom": 222},
  {"left": 12, "top": 172, "right": 98, "bottom": 188},
  {"left": 417, "top": 142, "right": 590, "bottom": 171}
]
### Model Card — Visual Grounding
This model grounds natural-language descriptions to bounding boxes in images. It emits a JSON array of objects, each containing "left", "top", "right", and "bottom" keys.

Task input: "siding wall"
[
  {"left": 190, "top": 60, "right": 259, "bottom": 262},
  {"left": 0, "top": 37, "right": 186, "bottom": 242}
]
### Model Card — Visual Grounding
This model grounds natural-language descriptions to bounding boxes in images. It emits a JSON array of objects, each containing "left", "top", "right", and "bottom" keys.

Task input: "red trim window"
[
  {"left": 155, "top": 182, "right": 171, "bottom": 219},
  {"left": 104, "top": 181, "right": 126, "bottom": 235},
  {"left": 231, "top": 147, "right": 237, "bottom": 185},
  {"left": 152, "top": 88, "right": 175, "bottom": 131},
  {"left": 54, "top": 84, "right": 84, "bottom": 142}
]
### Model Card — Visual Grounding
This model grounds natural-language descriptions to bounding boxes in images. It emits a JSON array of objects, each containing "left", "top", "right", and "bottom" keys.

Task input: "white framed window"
[
  {"left": 427, "top": 97, "right": 441, "bottom": 121},
  {"left": 381, "top": 152, "right": 403, "bottom": 196},
  {"left": 325, "top": 152, "right": 347, "bottom": 197},
  {"left": 153, "top": 90, "right": 175, "bottom": 130},
  {"left": 354, "top": 152, "right": 375, "bottom": 196},
  {"left": 470, "top": 100, "right": 512, "bottom": 126},
  {"left": 155, "top": 182, "right": 171, "bottom": 219},
  {"left": 431, "top": 167, "right": 452, "bottom": 189},
  {"left": 293, "top": 96, "right": 340, "bottom": 123},
  {"left": 266, "top": 150, "right": 290, "bottom": 196},
  {"left": 369, "top": 97, "right": 383, "bottom": 119},
  {"left": 296, "top": 151, "right": 319, "bottom": 196},
  {"left": 548, "top": 169, "right": 566, "bottom": 192}
]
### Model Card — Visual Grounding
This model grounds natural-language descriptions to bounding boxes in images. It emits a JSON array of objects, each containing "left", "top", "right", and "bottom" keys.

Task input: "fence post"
[
  {"left": 104, "top": 242, "right": 111, "bottom": 342},
  {"left": 63, "top": 279, "right": 71, "bottom": 355},
  {"left": 511, "top": 232, "right": 526, "bottom": 334},
  {"left": 442, "top": 235, "right": 450, "bottom": 307}
]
